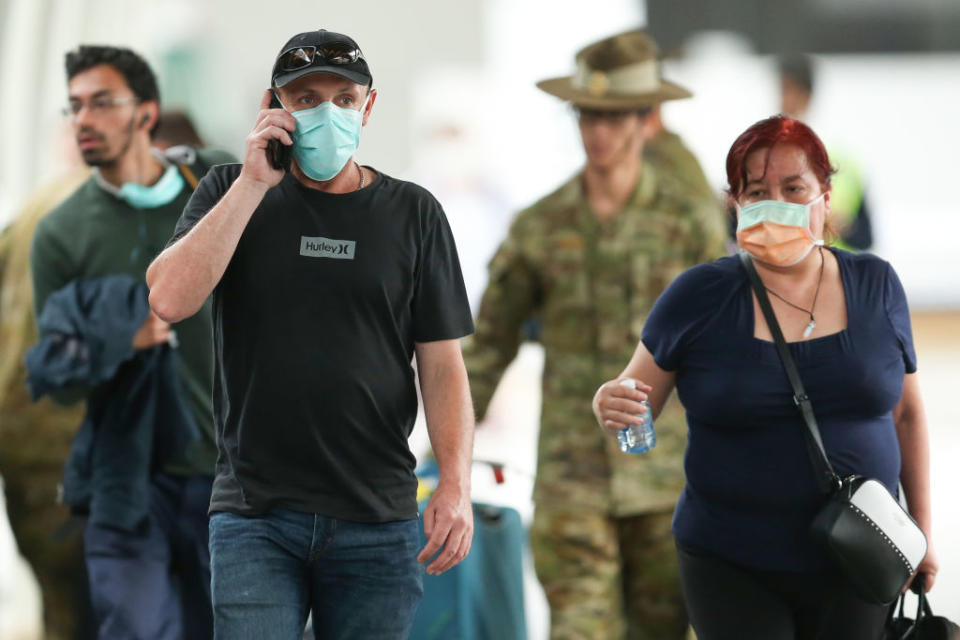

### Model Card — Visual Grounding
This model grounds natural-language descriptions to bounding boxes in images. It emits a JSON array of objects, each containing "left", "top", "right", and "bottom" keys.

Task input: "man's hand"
[
  {"left": 417, "top": 483, "right": 473, "bottom": 575},
  {"left": 132, "top": 311, "right": 171, "bottom": 350},
  {"left": 238, "top": 90, "right": 295, "bottom": 191}
]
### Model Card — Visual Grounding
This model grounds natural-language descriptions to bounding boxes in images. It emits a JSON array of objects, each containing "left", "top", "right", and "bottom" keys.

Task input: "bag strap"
[
  {"left": 915, "top": 574, "right": 933, "bottom": 621},
  {"left": 739, "top": 252, "right": 842, "bottom": 494},
  {"left": 884, "top": 592, "right": 916, "bottom": 640},
  {"left": 178, "top": 163, "right": 200, "bottom": 190}
]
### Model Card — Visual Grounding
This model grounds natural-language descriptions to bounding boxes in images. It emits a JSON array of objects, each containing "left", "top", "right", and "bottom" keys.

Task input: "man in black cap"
[{"left": 147, "top": 29, "right": 476, "bottom": 637}]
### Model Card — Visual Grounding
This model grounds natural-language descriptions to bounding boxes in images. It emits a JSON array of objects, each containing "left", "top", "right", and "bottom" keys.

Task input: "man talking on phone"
[{"left": 146, "top": 29, "right": 476, "bottom": 638}]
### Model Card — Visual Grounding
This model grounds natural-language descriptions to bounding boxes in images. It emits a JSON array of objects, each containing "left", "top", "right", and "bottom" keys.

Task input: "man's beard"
[{"left": 80, "top": 116, "right": 136, "bottom": 167}]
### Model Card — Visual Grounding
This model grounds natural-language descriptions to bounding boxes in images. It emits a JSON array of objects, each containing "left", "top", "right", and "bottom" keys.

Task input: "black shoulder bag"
[{"left": 740, "top": 252, "right": 927, "bottom": 605}]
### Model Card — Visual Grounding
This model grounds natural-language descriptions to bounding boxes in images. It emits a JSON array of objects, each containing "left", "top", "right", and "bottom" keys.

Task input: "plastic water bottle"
[{"left": 617, "top": 379, "right": 656, "bottom": 454}]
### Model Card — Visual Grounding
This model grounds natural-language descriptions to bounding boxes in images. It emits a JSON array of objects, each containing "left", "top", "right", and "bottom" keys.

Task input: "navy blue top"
[{"left": 642, "top": 249, "right": 916, "bottom": 572}]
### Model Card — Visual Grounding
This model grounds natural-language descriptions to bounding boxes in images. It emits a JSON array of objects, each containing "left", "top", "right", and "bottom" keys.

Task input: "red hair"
[{"left": 725, "top": 115, "right": 836, "bottom": 199}]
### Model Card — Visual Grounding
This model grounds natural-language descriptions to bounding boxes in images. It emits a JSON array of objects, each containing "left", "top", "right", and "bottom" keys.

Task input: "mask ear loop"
[
  {"left": 358, "top": 91, "right": 372, "bottom": 119},
  {"left": 807, "top": 191, "right": 828, "bottom": 244},
  {"left": 806, "top": 192, "right": 826, "bottom": 207}
]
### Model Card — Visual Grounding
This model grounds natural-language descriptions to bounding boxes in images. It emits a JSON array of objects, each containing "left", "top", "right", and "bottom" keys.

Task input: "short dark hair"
[{"left": 65, "top": 45, "right": 160, "bottom": 104}]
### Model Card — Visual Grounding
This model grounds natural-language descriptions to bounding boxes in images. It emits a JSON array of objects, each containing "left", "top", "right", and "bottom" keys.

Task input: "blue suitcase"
[{"left": 411, "top": 501, "right": 527, "bottom": 640}]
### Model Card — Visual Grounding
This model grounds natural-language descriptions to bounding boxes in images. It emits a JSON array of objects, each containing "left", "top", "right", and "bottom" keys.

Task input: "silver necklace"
[
  {"left": 764, "top": 246, "right": 825, "bottom": 339},
  {"left": 355, "top": 161, "right": 365, "bottom": 189}
]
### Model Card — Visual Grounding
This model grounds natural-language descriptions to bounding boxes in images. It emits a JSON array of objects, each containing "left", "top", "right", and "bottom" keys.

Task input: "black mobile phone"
[{"left": 266, "top": 92, "right": 292, "bottom": 171}]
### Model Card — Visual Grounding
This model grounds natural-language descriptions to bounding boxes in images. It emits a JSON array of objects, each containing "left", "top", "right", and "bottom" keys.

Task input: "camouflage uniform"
[
  {"left": 0, "top": 168, "right": 95, "bottom": 640},
  {"left": 644, "top": 129, "right": 717, "bottom": 206},
  {"left": 463, "top": 163, "right": 726, "bottom": 640}
]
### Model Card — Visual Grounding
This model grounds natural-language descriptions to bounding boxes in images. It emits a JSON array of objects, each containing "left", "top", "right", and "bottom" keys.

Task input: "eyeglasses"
[
  {"left": 62, "top": 96, "right": 139, "bottom": 118},
  {"left": 276, "top": 44, "right": 365, "bottom": 73},
  {"left": 573, "top": 106, "right": 652, "bottom": 123}
]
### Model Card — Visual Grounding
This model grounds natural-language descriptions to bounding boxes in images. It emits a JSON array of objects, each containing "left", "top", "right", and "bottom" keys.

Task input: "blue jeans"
[
  {"left": 84, "top": 473, "right": 213, "bottom": 640},
  {"left": 209, "top": 509, "right": 423, "bottom": 639}
]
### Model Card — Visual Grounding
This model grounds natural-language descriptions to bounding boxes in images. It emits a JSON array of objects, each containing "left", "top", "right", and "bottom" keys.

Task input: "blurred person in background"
[
  {"left": 2, "top": 106, "right": 221, "bottom": 639},
  {"left": 27, "top": 45, "right": 232, "bottom": 639},
  {"left": 0, "top": 122, "right": 93, "bottom": 640},
  {"left": 146, "top": 28, "right": 475, "bottom": 638},
  {"left": 642, "top": 104, "right": 717, "bottom": 208},
  {"left": 462, "top": 29, "right": 726, "bottom": 639},
  {"left": 406, "top": 113, "right": 513, "bottom": 316},
  {"left": 593, "top": 115, "right": 936, "bottom": 639},
  {"left": 0, "top": 475, "right": 44, "bottom": 640},
  {"left": 153, "top": 108, "right": 205, "bottom": 150},
  {"left": 779, "top": 54, "right": 873, "bottom": 251}
]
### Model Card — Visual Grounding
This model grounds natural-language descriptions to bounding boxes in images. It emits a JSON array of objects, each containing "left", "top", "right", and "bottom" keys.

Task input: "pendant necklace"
[
  {"left": 765, "top": 246, "right": 825, "bottom": 339},
  {"left": 355, "top": 161, "right": 366, "bottom": 190}
]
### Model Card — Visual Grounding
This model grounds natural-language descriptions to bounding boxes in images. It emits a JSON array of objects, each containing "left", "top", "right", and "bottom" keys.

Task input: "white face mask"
[{"left": 736, "top": 193, "right": 825, "bottom": 266}]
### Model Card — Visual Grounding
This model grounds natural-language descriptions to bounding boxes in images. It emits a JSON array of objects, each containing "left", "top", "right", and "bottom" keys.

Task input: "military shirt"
[
  {"left": 643, "top": 129, "right": 717, "bottom": 206},
  {"left": 463, "top": 164, "right": 727, "bottom": 516}
]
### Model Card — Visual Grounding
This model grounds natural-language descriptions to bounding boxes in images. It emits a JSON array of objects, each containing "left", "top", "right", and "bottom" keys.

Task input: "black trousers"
[{"left": 677, "top": 546, "right": 888, "bottom": 640}]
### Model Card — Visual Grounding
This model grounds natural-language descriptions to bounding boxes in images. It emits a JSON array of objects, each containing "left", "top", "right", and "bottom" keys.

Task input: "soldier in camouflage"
[
  {"left": 462, "top": 30, "right": 726, "bottom": 640},
  {"left": 0, "top": 167, "right": 93, "bottom": 640},
  {"left": 643, "top": 105, "right": 718, "bottom": 209}
]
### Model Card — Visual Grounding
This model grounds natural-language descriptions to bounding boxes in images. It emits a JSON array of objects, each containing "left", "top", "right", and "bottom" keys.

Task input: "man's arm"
[
  {"left": 415, "top": 338, "right": 475, "bottom": 575},
  {"left": 146, "top": 177, "right": 268, "bottom": 322},
  {"left": 147, "top": 90, "right": 294, "bottom": 322}
]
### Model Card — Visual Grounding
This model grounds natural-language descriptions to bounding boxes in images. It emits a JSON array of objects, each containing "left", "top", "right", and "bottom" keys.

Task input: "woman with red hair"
[{"left": 592, "top": 115, "right": 936, "bottom": 638}]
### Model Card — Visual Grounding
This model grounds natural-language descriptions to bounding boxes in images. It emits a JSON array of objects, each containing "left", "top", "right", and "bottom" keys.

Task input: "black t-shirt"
[{"left": 169, "top": 165, "right": 474, "bottom": 522}]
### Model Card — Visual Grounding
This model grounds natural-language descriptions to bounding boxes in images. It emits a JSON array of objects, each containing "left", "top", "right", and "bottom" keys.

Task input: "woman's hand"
[
  {"left": 592, "top": 378, "right": 653, "bottom": 436},
  {"left": 909, "top": 542, "right": 938, "bottom": 593}
]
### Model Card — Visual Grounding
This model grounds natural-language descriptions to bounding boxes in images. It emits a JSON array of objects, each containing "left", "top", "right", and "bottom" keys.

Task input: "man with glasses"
[
  {"left": 29, "top": 45, "right": 232, "bottom": 639},
  {"left": 146, "top": 29, "right": 475, "bottom": 638},
  {"left": 462, "top": 30, "right": 726, "bottom": 639}
]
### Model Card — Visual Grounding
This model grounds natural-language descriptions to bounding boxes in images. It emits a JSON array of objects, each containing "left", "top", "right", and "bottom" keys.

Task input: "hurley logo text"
[{"left": 300, "top": 236, "right": 356, "bottom": 260}]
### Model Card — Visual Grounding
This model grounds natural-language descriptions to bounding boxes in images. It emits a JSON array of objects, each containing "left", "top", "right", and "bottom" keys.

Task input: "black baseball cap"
[{"left": 271, "top": 29, "right": 372, "bottom": 88}]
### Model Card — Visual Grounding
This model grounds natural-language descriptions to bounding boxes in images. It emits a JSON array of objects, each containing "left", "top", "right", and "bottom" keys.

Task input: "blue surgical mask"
[
  {"left": 289, "top": 95, "right": 368, "bottom": 181},
  {"left": 118, "top": 164, "right": 185, "bottom": 209}
]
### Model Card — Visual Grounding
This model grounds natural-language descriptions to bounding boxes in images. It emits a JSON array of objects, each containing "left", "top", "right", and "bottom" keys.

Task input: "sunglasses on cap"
[{"left": 276, "top": 44, "right": 365, "bottom": 72}]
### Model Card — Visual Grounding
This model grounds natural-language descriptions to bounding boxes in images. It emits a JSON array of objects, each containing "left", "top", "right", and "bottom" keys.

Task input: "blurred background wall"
[{"left": 1, "top": 0, "right": 958, "bottom": 304}]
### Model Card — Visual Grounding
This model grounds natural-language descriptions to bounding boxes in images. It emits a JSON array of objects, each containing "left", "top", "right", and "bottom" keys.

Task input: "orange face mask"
[{"left": 735, "top": 194, "right": 825, "bottom": 267}]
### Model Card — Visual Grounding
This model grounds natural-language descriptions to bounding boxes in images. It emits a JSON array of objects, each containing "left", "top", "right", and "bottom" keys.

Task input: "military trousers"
[{"left": 530, "top": 507, "right": 687, "bottom": 640}]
